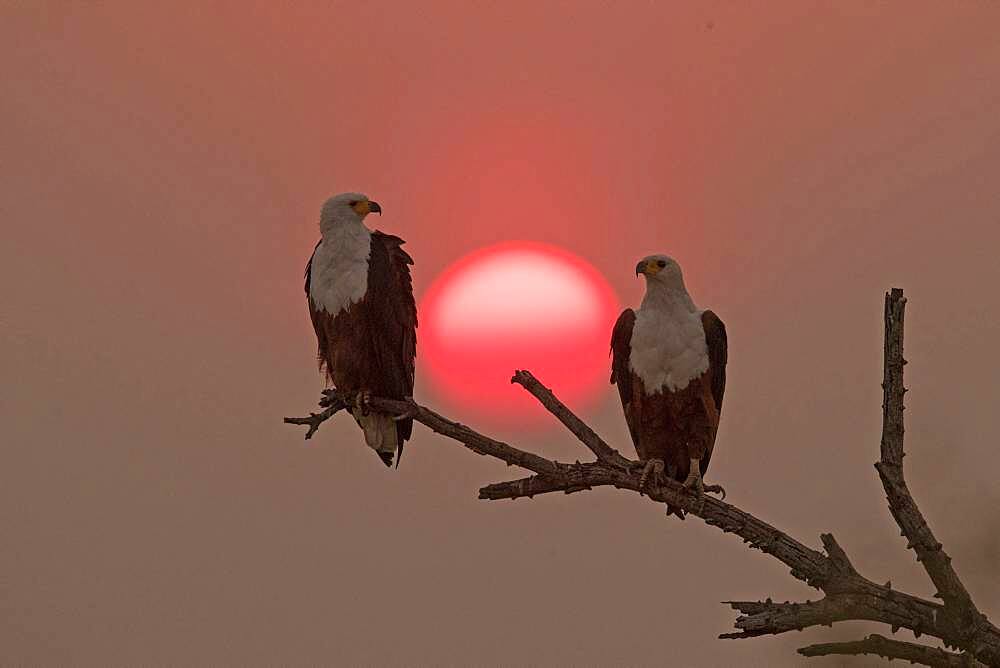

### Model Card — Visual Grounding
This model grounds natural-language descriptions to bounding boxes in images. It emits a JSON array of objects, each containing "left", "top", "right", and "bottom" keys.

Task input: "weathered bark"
[
  {"left": 285, "top": 289, "right": 999, "bottom": 666},
  {"left": 510, "top": 370, "right": 632, "bottom": 467},
  {"left": 799, "top": 634, "right": 986, "bottom": 667},
  {"left": 875, "top": 289, "right": 993, "bottom": 659}
]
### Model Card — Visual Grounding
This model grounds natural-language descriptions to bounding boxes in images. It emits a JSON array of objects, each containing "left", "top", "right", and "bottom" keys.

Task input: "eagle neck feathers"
[
  {"left": 629, "top": 281, "right": 709, "bottom": 395},
  {"left": 309, "top": 219, "right": 372, "bottom": 315}
]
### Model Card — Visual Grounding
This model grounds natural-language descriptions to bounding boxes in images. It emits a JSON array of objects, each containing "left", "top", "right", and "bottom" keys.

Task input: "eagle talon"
[
  {"left": 354, "top": 391, "right": 372, "bottom": 415},
  {"left": 683, "top": 470, "right": 705, "bottom": 496},
  {"left": 392, "top": 396, "right": 418, "bottom": 421},
  {"left": 638, "top": 458, "right": 665, "bottom": 494},
  {"left": 392, "top": 407, "right": 418, "bottom": 422},
  {"left": 319, "top": 388, "right": 340, "bottom": 407},
  {"left": 703, "top": 483, "right": 726, "bottom": 500}
]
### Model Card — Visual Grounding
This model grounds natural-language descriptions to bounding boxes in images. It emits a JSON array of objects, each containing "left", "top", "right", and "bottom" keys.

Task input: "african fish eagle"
[
  {"left": 610, "top": 255, "right": 727, "bottom": 511},
  {"left": 304, "top": 193, "right": 417, "bottom": 467}
]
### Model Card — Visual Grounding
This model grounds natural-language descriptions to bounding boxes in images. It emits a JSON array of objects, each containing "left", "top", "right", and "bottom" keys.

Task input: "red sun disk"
[{"left": 419, "top": 242, "right": 620, "bottom": 426}]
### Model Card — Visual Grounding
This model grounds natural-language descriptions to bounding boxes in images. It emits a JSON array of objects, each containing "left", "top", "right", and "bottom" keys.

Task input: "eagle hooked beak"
[
  {"left": 368, "top": 200, "right": 382, "bottom": 215},
  {"left": 635, "top": 260, "right": 647, "bottom": 276}
]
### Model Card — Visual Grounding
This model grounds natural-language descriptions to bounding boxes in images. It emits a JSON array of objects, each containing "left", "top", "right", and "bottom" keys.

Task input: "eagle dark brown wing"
[
  {"left": 701, "top": 310, "right": 727, "bottom": 413},
  {"left": 366, "top": 230, "right": 417, "bottom": 409},
  {"left": 610, "top": 309, "right": 640, "bottom": 449},
  {"left": 304, "top": 240, "right": 330, "bottom": 377}
]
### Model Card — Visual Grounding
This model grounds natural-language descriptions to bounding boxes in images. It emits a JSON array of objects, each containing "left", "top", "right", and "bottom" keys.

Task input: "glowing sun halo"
[{"left": 420, "top": 242, "right": 620, "bottom": 424}]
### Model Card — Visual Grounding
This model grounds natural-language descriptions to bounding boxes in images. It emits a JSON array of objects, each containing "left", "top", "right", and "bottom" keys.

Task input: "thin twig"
[{"left": 282, "top": 402, "right": 344, "bottom": 439}]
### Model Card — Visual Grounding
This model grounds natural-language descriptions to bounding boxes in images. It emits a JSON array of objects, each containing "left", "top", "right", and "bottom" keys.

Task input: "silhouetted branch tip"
[
  {"left": 282, "top": 404, "right": 343, "bottom": 439},
  {"left": 510, "top": 369, "right": 632, "bottom": 467}
]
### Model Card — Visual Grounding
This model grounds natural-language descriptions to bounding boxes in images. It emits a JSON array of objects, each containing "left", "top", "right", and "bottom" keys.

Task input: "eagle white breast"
[
  {"left": 629, "top": 305, "right": 709, "bottom": 394},
  {"left": 308, "top": 223, "right": 372, "bottom": 315}
]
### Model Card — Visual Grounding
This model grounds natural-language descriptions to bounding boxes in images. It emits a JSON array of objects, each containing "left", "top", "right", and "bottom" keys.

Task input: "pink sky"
[{"left": 3, "top": 3, "right": 1000, "bottom": 665}]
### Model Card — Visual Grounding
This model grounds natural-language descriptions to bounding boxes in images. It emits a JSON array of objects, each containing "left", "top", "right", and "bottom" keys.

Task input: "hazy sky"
[{"left": 3, "top": 3, "right": 1000, "bottom": 666}]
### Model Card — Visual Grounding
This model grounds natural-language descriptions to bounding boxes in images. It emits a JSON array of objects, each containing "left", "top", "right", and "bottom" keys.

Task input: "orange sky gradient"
[{"left": 3, "top": 3, "right": 1000, "bottom": 666}]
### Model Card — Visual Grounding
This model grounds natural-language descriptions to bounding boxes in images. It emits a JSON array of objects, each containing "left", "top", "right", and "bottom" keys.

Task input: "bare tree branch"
[
  {"left": 282, "top": 401, "right": 344, "bottom": 440},
  {"left": 875, "top": 289, "right": 992, "bottom": 656},
  {"left": 511, "top": 369, "right": 632, "bottom": 467},
  {"left": 799, "top": 634, "right": 987, "bottom": 667},
  {"left": 723, "top": 596, "right": 867, "bottom": 639},
  {"left": 284, "top": 288, "right": 1000, "bottom": 666}
]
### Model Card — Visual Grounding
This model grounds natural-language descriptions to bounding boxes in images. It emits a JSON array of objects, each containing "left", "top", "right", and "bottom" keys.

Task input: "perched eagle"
[
  {"left": 610, "top": 255, "right": 727, "bottom": 509},
  {"left": 304, "top": 193, "right": 417, "bottom": 467}
]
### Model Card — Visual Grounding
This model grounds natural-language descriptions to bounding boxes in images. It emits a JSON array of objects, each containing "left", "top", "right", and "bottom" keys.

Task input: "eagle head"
[
  {"left": 635, "top": 254, "right": 682, "bottom": 284},
  {"left": 320, "top": 192, "right": 382, "bottom": 229}
]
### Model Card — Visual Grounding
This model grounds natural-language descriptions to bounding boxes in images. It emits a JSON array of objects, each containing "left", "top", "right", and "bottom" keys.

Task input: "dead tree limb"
[
  {"left": 510, "top": 370, "right": 633, "bottom": 468},
  {"left": 284, "top": 288, "right": 999, "bottom": 666},
  {"left": 799, "top": 634, "right": 987, "bottom": 667},
  {"left": 876, "top": 290, "right": 992, "bottom": 655}
]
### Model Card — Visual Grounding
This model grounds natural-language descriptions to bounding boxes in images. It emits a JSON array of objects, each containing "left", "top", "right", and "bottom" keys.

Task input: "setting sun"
[{"left": 419, "top": 242, "right": 620, "bottom": 424}]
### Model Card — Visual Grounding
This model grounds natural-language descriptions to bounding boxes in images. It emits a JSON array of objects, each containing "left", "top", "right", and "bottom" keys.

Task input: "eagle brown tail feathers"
[{"left": 351, "top": 409, "right": 406, "bottom": 468}]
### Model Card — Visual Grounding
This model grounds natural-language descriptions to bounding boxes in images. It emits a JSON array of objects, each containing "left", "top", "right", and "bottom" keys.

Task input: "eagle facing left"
[
  {"left": 610, "top": 254, "right": 727, "bottom": 513},
  {"left": 304, "top": 193, "right": 417, "bottom": 467}
]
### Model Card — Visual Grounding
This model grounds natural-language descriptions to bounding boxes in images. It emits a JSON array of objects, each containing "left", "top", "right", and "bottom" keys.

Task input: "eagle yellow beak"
[
  {"left": 636, "top": 260, "right": 662, "bottom": 276},
  {"left": 352, "top": 200, "right": 382, "bottom": 217}
]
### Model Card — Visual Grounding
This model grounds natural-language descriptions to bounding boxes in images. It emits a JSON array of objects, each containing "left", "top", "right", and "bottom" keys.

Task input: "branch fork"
[{"left": 284, "top": 289, "right": 998, "bottom": 666}]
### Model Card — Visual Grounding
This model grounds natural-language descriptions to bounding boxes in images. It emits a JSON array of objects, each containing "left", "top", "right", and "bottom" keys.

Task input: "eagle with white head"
[
  {"left": 305, "top": 193, "right": 417, "bottom": 467},
  {"left": 610, "top": 255, "right": 727, "bottom": 513}
]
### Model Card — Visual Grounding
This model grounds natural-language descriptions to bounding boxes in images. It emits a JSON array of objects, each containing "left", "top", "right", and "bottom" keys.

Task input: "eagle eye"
[
  {"left": 348, "top": 200, "right": 359, "bottom": 207},
  {"left": 657, "top": 260, "right": 667, "bottom": 268}
]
